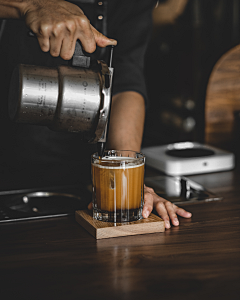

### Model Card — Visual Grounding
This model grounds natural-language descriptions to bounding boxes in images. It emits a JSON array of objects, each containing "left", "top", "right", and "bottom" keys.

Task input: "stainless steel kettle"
[{"left": 8, "top": 41, "right": 113, "bottom": 143}]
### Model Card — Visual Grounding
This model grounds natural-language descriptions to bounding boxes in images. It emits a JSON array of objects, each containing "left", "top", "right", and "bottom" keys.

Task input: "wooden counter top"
[{"left": 1, "top": 169, "right": 240, "bottom": 300}]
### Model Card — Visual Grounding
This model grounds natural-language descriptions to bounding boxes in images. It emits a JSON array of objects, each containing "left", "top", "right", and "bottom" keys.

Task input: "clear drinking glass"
[{"left": 91, "top": 150, "right": 145, "bottom": 222}]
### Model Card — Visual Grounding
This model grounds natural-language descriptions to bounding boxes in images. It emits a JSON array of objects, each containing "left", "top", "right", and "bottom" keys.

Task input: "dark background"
[{"left": 143, "top": 0, "right": 240, "bottom": 147}]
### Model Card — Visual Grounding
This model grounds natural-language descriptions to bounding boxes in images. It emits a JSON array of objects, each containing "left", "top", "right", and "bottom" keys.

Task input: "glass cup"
[{"left": 91, "top": 150, "right": 145, "bottom": 222}]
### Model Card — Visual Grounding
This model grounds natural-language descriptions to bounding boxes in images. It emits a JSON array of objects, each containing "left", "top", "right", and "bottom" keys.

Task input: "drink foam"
[{"left": 92, "top": 156, "right": 144, "bottom": 169}]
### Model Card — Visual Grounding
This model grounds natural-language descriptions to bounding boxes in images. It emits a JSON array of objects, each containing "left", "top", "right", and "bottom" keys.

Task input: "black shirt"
[{"left": 0, "top": 0, "right": 156, "bottom": 189}]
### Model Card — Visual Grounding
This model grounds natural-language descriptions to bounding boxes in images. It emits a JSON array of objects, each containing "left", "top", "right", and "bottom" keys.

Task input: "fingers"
[
  {"left": 175, "top": 206, "right": 192, "bottom": 218},
  {"left": 88, "top": 202, "right": 93, "bottom": 210},
  {"left": 59, "top": 36, "right": 75, "bottom": 60},
  {"left": 35, "top": 16, "right": 96, "bottom": 59},
  {"left": 37, "top": 20, "right": 116, "bottom": 59},
  {"left": 155, "top": 201, "right": 172, "bottom": 229},
  {"left": 91, "top": 25, "right": 117, "bottom": 48},
  {"left": 143, "top": 185, "right": 192, "bottom": 229},
  {"left": 155, "top": 201, "right": 192, "bottom": 229},
  {"left": 143, "top": 187, "right": 174, "bottom": 229},
  {"left": 74, "top": 16, "right": 97, "bottom": 54},
  {"left": 49, "top": 26, "right": 66, "bottom": 57},
  {"left": 142, "top": 191, "right": 154, "bottom": 219}
]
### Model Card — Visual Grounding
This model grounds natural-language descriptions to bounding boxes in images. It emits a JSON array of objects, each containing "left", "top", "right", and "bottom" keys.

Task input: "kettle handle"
[
  {"left": 28, "top": 31, "right": 90, "bottom": 68},
  {"left": 72, "top": 39, "right": 90, "bottom": 68}
]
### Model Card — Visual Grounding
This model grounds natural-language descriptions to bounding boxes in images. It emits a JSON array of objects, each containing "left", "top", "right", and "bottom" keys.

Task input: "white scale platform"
[{"left": 142, "top": 142, "right": 235, "bottom": 176}]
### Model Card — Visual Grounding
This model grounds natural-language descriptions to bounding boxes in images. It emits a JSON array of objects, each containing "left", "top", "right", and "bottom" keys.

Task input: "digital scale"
[{"left": 142, "top": 142, "right": 235, "bottom": 176}]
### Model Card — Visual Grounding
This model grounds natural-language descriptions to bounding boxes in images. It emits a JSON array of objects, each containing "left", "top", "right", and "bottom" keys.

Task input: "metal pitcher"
[{"left": 8, "top": 41, "right": 113, "bottom": 143}]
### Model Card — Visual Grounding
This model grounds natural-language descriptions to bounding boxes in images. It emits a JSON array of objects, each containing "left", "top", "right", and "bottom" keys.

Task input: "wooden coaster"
[{"left": 75, "top": 210, "right": 165, "bottom": 239}]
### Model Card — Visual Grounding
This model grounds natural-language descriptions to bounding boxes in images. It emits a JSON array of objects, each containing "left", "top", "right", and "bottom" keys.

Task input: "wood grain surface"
[
  {"left": 1, "top": 168, "right": 240, "bottom": 300},
  {"left": 205, "top": 44, "right": 240, "bottom": 150},
  {"left": 75, "top": 210, "right": 165, "bottom": 239}
]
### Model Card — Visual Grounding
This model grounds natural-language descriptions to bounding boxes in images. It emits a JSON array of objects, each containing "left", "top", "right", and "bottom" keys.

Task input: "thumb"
[
  {"left": 91, "top": 25, "right": 117, "bottom": 48},
  {"left": 88, "top": 202, "right": 93, "bottom": 210}
]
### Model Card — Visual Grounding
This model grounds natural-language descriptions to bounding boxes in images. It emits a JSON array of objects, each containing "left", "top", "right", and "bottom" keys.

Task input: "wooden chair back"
[{"left": 205, "top": 44, "right": 240, "bottom": 152}]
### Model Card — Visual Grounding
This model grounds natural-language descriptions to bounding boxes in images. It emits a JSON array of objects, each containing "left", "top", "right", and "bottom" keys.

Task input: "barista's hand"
[
  {"left": 142, "top": 185, "right": 192, "bottom": 229},
  {"left": 22, "top": 0, "right": 117, "bottom": 59},
  {"left": 87, "top": 185, "right": 192, "bottom": 229}
]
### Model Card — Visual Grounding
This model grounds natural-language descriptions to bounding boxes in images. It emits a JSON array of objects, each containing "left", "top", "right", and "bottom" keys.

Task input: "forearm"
[
  {"left": 0, "top": 0, "right": 28, "bottom": 18},
  {"left": 0, "top": 0, "right": 65, "bottom": 19},
  {"left": 107, "top": 91, "right": 145, "bottom": 152}
]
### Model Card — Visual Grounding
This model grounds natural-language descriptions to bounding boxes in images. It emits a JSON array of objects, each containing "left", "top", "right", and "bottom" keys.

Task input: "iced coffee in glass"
[{"left": 91, "top": 150, "right": 145, "bottom": 222}]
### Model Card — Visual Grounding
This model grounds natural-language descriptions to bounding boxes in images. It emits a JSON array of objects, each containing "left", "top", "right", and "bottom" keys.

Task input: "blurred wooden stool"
[{"left": 205, "top": 45, "right": 240, "bottom": 153}]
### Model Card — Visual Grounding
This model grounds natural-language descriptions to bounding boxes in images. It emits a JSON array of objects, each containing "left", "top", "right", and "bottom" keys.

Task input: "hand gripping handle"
[{"left": 28, "top": 31, "right": 90, "bottom": 68}]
